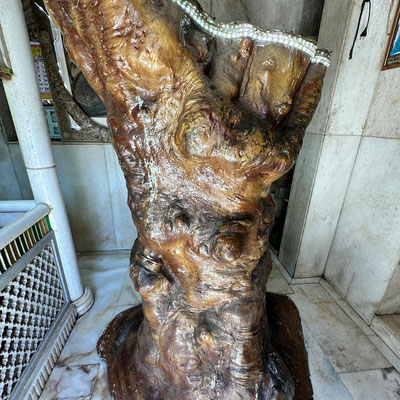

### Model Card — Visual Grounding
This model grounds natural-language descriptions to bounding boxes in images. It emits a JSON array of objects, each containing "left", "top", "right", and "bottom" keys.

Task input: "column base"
[{"left": 73, "top": 286, "right": 95, "bottom": 316}]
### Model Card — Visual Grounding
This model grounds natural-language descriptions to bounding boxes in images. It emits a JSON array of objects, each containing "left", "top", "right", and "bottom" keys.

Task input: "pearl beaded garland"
[{"left": 171, "top": 0, "right": 330, "bottom": 67}]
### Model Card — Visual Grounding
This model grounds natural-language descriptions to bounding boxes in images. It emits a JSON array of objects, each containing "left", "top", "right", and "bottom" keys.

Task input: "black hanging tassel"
[{"left": 349, "top": 0, "right": 371, "bottom": 59}]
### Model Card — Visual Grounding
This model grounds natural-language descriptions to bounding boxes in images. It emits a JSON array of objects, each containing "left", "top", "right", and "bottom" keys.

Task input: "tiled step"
[{"left": 371, "top": 314, "right": 400, "bottom": 359}]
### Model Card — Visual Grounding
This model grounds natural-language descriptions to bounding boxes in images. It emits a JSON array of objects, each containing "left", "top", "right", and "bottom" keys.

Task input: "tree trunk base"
[{"left": 98, "top": 293, "right": 313, "bottom": 400}]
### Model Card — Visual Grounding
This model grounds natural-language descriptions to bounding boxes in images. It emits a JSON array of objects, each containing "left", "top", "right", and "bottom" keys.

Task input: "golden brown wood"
[{"left": 44, "top": 0, "right": 327, "bottom": 398}]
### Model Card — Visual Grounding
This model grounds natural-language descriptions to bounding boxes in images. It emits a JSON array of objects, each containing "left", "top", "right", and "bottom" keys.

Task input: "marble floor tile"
[
  {"left": 291, "top": 277, "right": 321, "bottom": 285},
  {"left": 57, "top": 263, "right": 127, "bottom": 367},
  {"left": 337, "top": 299, "right": 375, "bottom": 336},
  {"left": 369, "top": 335, "right": 400, "bottom": 374},
  {"left": 56, "top": 308, "right": 114, "bottom": 367},
  {"left": 90, "top": 362, "right": 113, "bottom": 400},
  {"left": 380, "top": 314, "right": 400, "bottom": 332},
  {"left": 113, "top": 304, "right": 135, "bottom": 317},
  {"left": 378, "top": 314, "right": 400, "bottom": 340},
  {"left": 270, "top": 251, "right": 293, "bottom": 283},
  {"left": 319, "top": 279, "right": 343, "bottom": 301},
  {"left": 339, "top": 368, "right": 400, "bottom": 400},
  {"left": 77, "top": 251, "right": 131, "bottom": 271},
  {"left": 290, "top": 296, "right": 354, "bottom": 334},
  {"left": 291, "top": 283, "right": 335, "bottom": 304},
  {"left": 116, "top": 269, "right": 142, "bottom": 306},
  {"left": 39, "top": 364, "right": 99, "bottom": 400},
  {"left": 371, "top": 315, "right": 400, "bottom": 357},
  {"left": 58, "top": 397, "right": 90, "bottom": 400},
  {"left": 291, "top": 297, "right": 390, "bottom": 373},
  {"left": 267, "top": 277, "right": 294, "bottom": 295},
  {"left": 269, "top": 264, "right": 284, "bottom": 279},
  {"left": 302, "top": 323, "right": 353, "bottom": 400}
]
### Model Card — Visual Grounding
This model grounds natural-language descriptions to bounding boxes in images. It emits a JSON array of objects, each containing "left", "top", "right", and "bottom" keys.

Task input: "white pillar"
[{"left": 0, "top": 0, "right": 93, "bottom": 316}]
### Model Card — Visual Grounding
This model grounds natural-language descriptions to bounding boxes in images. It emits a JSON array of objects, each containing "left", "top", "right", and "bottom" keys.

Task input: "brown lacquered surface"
[
  {"left": 44, "top": 0, "right": 326, "bottom": 398},
  {"left": 98, "top": 293, "right": 313, "bottom": 399}
]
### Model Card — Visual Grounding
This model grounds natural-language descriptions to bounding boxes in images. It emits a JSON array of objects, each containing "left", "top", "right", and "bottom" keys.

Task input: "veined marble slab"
[
  {"left": 340, "top": 368, "right": 400, "bottom": 400},
  {"left": 291, "top": 295, "right": 390, "bottom": 373},
  {"left": 371, "top": 315, "right": 400, "bottom": 359},
  {"left": 302, "top": 323, "right": 353, "bottom": 400},
  {"left": 39, "top": 364, "right": 99, "bottom": 400},
  {"left": 57, "top": 255, "right": 127, "bottom": 367}
]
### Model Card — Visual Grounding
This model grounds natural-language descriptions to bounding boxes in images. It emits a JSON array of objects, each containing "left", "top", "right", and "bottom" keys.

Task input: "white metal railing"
[
  {"left": 0, "top": 200, "right": 37, "bottom": 230},
  {"left": 0, "top": 200, "right": 36, "bottom": 214},
  {"left": 0, "top": 205, "right": 77, "bottom": 399},
  {"left": 0, "top": 204, "right": 50, "bottom": 273}
]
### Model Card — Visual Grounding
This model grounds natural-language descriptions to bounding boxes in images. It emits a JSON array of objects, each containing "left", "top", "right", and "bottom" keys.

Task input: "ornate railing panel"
[{"left": 0, "top": 205, "right": 77, "bottom": 400}]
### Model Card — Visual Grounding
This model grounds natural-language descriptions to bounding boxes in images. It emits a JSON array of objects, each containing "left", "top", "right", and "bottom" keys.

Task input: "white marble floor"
[
  {"left": 39, "top": 252, "right": 400, "bottom": 400},
  {"left": 371, "top": 314, "right": 400, "bottom": 362}
]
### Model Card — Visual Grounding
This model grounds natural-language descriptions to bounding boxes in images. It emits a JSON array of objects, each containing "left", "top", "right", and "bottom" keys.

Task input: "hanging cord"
[{"left": 349, "top": 0, "right": 372, "bottom": 59}]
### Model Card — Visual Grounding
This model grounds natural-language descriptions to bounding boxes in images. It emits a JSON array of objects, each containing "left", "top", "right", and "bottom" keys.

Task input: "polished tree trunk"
[{"left": 44, "top": 0, "right": 327, "bottom": 398}]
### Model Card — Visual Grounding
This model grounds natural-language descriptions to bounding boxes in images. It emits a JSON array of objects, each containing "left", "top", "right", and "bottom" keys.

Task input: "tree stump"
[{"left": 44, "top": 0, "right": 328, "bottom": 398}]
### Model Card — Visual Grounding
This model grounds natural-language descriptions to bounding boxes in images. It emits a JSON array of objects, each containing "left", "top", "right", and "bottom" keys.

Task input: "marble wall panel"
[
  {"left": 197, "top": 0, "right": 212, "bottom": 14},
  {"left": 307, "top": 0, "right": 353, "bottom": 134},
  {"left": 294, "top": 135, "right": 361, "bottom": 278},
  {"left": 325, "top": 137, "right": 400, "bottom": 323},
  {"left": 211, "top": 0, "right": 250, "bottom": 23},
  {"left": 279, "top": 132, "right": 324, "bottom": 276},
  {"left": 6, "top": 142, "right": 138, "bottom": 251},
  {"left": 377, "top": 263, "right": 400, "bottom": 315},
  {"left": 198, "top": 0, "right": 323, "bottom": 35},
  {"left": 325, "top": 0, "right": 393, "bottom": 136},
  {"left": 364, "top": 67, "right": 400, "bottom": 139},
  {"left": 8, "top": 144, "right": 33, "bottom": 199},
  {"left": 39, "top": 364, "right": 99, "bottom": 399},
  {"left": 299, "top": 0, "right": 325, "bottom": 38},
  {"left": 246, "top": 0, "right": 303, "bottom": 33},
  {"left": 7, "top": 143, "right": 138, "bottom": 251},
  {"left": 280, "top": 0, "right": 356, "bottom": 275},
  {"left": 0, "top": 132, "right": 22, "bottom": 200},
  {"left": 363, "top": 2, "right": 400, "bottom": 140},
  {"left": 104, "top": 145, "right": 137, "bottom": 250},
  {"left": 52, "top": 144, "right": 117, "bottom": 251}
]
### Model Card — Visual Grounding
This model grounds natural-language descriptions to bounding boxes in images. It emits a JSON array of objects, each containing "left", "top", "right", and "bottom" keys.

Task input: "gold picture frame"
[{"left": 383, "top": 2, "right": 400, "bottom": 70}]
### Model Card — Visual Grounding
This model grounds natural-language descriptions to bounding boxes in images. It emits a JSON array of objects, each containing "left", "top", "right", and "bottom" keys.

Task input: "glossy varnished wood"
[{"left": 44, "top": 0, "right": 327, "bottom": 398}]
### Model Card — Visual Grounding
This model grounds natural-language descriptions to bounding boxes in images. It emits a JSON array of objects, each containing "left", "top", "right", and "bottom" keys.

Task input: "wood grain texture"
[{"left": 44, "top": 0, "right": 327, "bottom": 398}]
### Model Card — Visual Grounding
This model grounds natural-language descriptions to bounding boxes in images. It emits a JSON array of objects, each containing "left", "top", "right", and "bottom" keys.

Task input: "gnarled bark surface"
[{"left": 44, "top": 0, "right": 327, "bottom": 398}]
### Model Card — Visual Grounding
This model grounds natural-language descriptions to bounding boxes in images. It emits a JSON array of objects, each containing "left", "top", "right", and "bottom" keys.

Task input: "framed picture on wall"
[{"left": 383, "top": 2, "right": 400, "bottom": 70}]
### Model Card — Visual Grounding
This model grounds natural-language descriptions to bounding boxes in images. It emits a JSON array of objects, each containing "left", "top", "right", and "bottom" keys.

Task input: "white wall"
[
  {"left": 0, "top": 129, "right": 23, "bottom": 200},
  {"left": 280, "top": 0, "right": 356, "bottom": 275},
  {"left": 199, "top": 0, "right": 324, "bottom": 36},
  {"left": 326, "top": 61, "right": 400, "bottom": 323},
  {"left": 1, "top": 142, "right": 136, "bottom": 252},
  {"left": 280, "top": 0, "right": 400, "bottom": 323}
]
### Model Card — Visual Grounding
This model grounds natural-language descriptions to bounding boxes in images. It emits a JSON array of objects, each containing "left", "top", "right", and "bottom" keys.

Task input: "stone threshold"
[{"left": 371, "top": 315, "right": 400, "bottom": 361}]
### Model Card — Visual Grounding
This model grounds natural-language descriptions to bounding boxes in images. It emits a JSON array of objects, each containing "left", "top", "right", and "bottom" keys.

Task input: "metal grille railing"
[
  {"left": 0, "top": 244, "right": 66, "bottom": 398},
  {"left": 0, "top": 204, "right": 74, "bottom": 400},
  {"left": 0, "top": 217, "right": 51, "bottom": 274}
]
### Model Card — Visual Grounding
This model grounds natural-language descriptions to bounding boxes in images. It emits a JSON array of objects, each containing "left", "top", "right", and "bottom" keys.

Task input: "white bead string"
[{"left": 172, "top": 0, "right": 330, "bottom": 67}]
